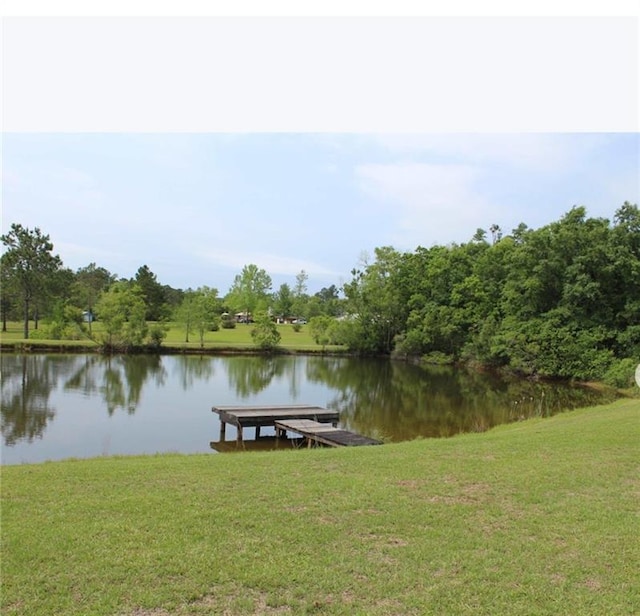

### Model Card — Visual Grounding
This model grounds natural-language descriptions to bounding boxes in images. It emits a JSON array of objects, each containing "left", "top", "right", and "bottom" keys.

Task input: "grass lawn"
[
  {"left": 2, "top": 398, "right": 638, "bottom": 615},
  {"left": 0, "top": 321, "right": 340, "bottom": 353}
]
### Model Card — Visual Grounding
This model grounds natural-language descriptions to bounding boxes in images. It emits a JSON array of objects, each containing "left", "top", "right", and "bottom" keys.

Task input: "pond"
[{"left": 1, "top": 353, "right": 618, "bottom": 465}]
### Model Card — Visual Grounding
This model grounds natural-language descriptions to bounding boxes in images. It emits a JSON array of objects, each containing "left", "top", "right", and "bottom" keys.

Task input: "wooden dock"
[
  {"left": 211, "top": 404, "right": 381, "bottom": 448},
  {"left": 211, "top": 404, "right": 339, "bottom": 443},
  {"left": 275, "top": 419, "right": 382, "bottom": 448}
]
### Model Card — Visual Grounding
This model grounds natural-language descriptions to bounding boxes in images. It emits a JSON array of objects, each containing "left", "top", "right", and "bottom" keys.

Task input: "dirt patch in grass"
[
  {"left": 426, "top": 482, "right": 491, "bottom": 505},
  {"left": 125, "top": 589, "right": 294, "bottom": 616},
  {"left": 583, "top": 577, "right": 603, "bottom": 591},
  {"left": 396, "top": 479, "right": 426, "bottom": 489},
  {"left": 396, "top": 479, "right": 492, "bottom": 506}
]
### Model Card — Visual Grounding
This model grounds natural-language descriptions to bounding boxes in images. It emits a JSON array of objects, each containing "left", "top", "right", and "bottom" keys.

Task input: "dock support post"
[
  {"left": 255, "top": 425, "right": 261, "bottom": 439},
  {"left": 237, "top": 425, "right": 243, "bottom": 443},
  {"left": 220, "top": 421, "right": 226, "bottom": 440}
]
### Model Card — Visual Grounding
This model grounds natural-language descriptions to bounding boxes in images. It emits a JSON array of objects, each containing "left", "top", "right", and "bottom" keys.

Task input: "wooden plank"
[
  {"left": 212, "top": 404, "right": 325, "bottom": 413},
  {"left": 212, "top": 405, "right": 338, "bottom": 429},
  {"left": 275, "top": 419, "right": 339, "bottom": 433},
  {"left": 274, "top": 419, "right": 382, "bottom": 448},
  {"left": 228, "top": 409, "right": 335, "bottom": 419},
  {"left": 322, "top": 430, "right": 382, "bottom": 447}
]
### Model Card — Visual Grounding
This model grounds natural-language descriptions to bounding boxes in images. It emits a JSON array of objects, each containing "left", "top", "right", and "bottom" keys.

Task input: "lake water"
[{"left": 1, "top": 353, "right": 617, "bottom": 465}]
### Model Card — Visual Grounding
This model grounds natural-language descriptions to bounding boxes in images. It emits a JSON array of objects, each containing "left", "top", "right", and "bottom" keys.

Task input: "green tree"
[
  {"left": 0, "top": 224, "right": 63, "bottom": 339},
  {"left": 250, "top": 311, "right": 281, "bottom": 351},
  {"left": 41, "top": 300, "right": 85, "bottom": 340},
  {"left": 0, "top": 253, "right": 20, "bottom": 331},
  {"left": 273, "top": 283, "right": 294, "bottom": 321},
  {"left": 309, "top": 315, "right": 338, "bottom": 350},
  {"left": 292, "top": 269, "right": 309, "bottom": 319},
  {"left": 193, "top": 286, "right": 220, "bottom": 348},
  {"left": 226, "top": 264, "right": 272, "bottom": 322},
  {"left": 72, "top": 263, "right": 115, "bottom": 333},
  {"left": 162, "top": 284, "right": 185, "bottom": 315},
  {"left": 175, "top": 289, "right": 198, "bottom": 343},
  {"left": 314, "top": 284, "right": 342, "bottom": 317},
  {"left": 134, "top": 265, "right": 168, "bottom": 321},
  {"left": 175, "top": 287, "right": 220, "bottom": 346},
  {"left": 343, "top": 246, "right": 407, "bottom": 354},
  {"left": 94, "top": 282, "right": 148, "bottom": 351}
]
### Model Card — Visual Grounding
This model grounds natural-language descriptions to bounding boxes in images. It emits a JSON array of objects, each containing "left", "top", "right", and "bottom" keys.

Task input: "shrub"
[
  {"left": 221, "top": 315, "right": 236, "bottom": 329},
  {"left": 603, "top": 358, "right": 638, "bottom": 389},
  {"left": 251, "top": 312, "right": 281, "bottom": 351},
  {"left": 421, "top": 351, "right": 455, "bottom": 365},
  {"left": 148, "top": 322, "right": 169, "bottom": 348}
]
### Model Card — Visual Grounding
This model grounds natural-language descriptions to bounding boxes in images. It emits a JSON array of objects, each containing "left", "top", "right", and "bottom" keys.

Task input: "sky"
[
  {"left": 2, "top": 7, "right": 639, "bottom": 295},
  {"left": 3, "top": 132, "right": 639, "bottom": 294}
]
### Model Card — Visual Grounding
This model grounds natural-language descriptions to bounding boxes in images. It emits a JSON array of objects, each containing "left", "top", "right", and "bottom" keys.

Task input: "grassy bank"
[
  {"left": 2, "top": 398, "right": 639, "bottom": 615},
  {"left": 0, "top": 321, "right": 342, "bottom": 353}
]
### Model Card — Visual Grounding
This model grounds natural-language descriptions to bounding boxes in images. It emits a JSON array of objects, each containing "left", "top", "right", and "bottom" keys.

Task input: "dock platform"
[
  {"left": 211, "top": 404, "right": 339, "bottom": 443},
  {"left": 275, "top": 419, "right": 383, "bottom": 448}
]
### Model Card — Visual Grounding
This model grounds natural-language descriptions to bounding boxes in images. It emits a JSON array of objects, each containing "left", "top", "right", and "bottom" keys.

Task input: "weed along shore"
[{"left": 2, "top": 398, "right": 638, "bottom": 615}]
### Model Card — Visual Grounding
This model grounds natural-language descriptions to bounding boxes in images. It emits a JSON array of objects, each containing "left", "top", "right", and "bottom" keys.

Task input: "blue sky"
[
  {"left": 2, "top": 12, "right": 638, "bottom": 295},
  {"left": 3, "top": 132, "right": 638, "bottom": 294}
]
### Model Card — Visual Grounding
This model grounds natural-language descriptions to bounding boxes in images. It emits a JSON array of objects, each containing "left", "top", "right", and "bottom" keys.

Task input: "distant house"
[{"left": 235, "top": 312, "right": 253, "bottom": 323}]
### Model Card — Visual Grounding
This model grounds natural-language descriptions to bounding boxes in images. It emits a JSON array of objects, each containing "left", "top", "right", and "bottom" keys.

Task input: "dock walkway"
[
  {"left": 211, "top": 404, "right": 339, "bottom": 443},
  {"left": 211, "top": 404, "right": 381, "bottom": 448},
  {"left": 275, "top": 419, "right": 382, "bottom": 448}
]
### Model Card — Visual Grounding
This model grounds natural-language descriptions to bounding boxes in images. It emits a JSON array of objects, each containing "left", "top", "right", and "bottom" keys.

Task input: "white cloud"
[
  {"left": 196, "top": 247, "right": 339, "bottom": 279},
  {"left": 370, "top": 133, "right": 610, "bottom": 173},
  {"left": 356, "top": 162, "right": 503, "bottom": 248}
]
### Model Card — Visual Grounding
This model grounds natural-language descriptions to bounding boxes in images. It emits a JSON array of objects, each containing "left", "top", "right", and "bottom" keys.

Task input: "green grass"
[
  {"left": 0, "top": 321, "right": 342, "bottom": 353},
  {"left": 2, "top": 398, "right": 638, "bottom": 615}
]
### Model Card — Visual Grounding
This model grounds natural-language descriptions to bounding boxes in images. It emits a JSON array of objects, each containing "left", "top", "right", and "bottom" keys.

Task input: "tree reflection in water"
[
  {"left": 63, "top": 354, "right": 167, "bottom": 415},
  {"left": 1, "top": 354, "right": 619, "bottom": 455},
  {"left": 306, "top": 357, "right": 619, "bottom": 441},
  {"left": 225, "top": 356, "right": 289, "bottom": 397},
  {"left": 1, "top": 354, "right": 70, "bottom": 445},
  {"left": 173, "top": 356, "right": 215, "bottom": 391}
]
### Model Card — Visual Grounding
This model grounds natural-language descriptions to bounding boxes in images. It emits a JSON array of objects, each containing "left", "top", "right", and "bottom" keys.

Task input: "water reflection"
[
  {"left": 209, "top": 435, "right": 306, "bottom": 453},
  {"left": 173, "top": 356, "right": 215, "bottom": 391},
  {"left": 0, "top": 354, "right": 619, "bottom": 462},
  {"left": 0, "top": 355, "right": 62, "bottom": 445},
  {"left": 307, "top": 357, "right": 618, "bottom": 441},
  {"left": 225, "top": 356, "right": 289, "bottom": 396},
  {"left": 64, "top": 355, "right": 167, "bottom": 415}
]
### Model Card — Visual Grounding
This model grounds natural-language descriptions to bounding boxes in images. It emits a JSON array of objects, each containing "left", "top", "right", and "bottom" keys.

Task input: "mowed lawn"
[
  {"left": 0, "top": 320, "right": 336, "bottom": 352},
  {"left": 2, "top": 398, "right": 638, "bottom": 615}
]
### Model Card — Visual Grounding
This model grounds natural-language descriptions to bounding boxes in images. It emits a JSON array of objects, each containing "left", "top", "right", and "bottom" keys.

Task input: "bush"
[
  {"left": 251, "top": 312, "right": 281, "bottom": 351},
  {"left": 27, "top": 328, "right": 49, "bottom": 340},
  {"left": 603, "top": 358, "right": 638, "bottom": 389},
  {"left": 148, "top": 322, "right": 169, "bottom": 348},
  {"left": 421, "top": 351, "right": 455, "bottom": 365},
  {"left": 221, "top": 315, "right": 236, "bottom": 329}
]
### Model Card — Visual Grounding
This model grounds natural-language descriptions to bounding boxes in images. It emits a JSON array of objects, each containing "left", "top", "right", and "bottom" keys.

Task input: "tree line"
[
  {"left": 339, "top": 202, "right": 639, "bottom": 386},
  {"left": 1, "top": 202, "right": 638, "bottom": 385},
  {"left": 0, "top": 223, "right": 343, "bottom": 351}
]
